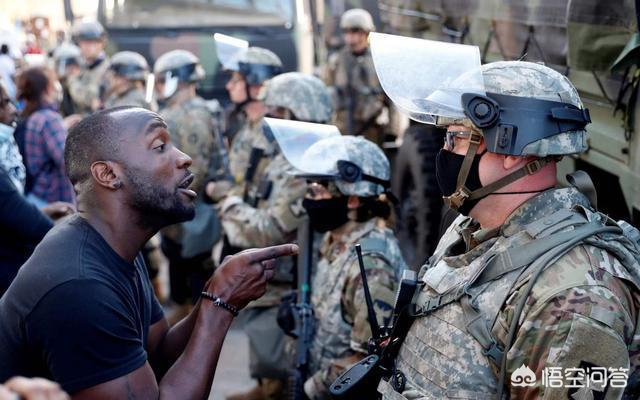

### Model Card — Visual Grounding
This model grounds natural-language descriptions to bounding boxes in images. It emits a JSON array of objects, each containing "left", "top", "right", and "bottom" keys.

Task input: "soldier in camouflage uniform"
[
  {"left": 368, "top": 33, "right": 640, "bottom": 399},
  {"left": 52, "top": 43, "right": 81, "bottom": 117},
  {"left": 223, "top": 73, "right": 332, "bottom": 400},
  {"left": 273, "top": 128, "right": 406, "bottom": 399},
  {"left": 67, "top": 20, "right": 110, "bottom": 115},
  {"left": 154, "top": 50, "right": 224, "bottom": 322},
  {"left": 206, "top": 41, "right": 283, "bottom": 205},
  {"left": 103, "top": 51, "right": 155, "bottom": 111},
  {"left": 324, "top": 9, "right": 390, "bottom": 146}
]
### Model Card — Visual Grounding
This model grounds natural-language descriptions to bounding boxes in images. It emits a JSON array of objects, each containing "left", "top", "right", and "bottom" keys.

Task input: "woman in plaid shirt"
[{"left": 15, "top": 66, "right": 74, "bottom": 205}]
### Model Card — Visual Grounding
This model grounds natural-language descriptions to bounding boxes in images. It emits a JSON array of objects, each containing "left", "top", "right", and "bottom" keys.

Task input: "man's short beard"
[{"left": 124, "top": 166, "right": 195, "bottom": 230}]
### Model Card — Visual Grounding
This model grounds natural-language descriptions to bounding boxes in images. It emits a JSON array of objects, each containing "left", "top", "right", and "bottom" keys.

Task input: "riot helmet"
[
  {"left": 260, "top": 72, "right": 332, "bottom": 123},
  {"left": 340, "top": 8, "right": 376, "bottom": 32},
  {"left": 72, "top": 20, "right": 105, "bottom": 42},
  {"left": 52, "top": 43, "right": 81, "bottom": 77},
  {"left": 265, "top": 118, "right": 391, "bottom": 197},
  {"left": 110, "top": 51, "right": 149, "bottom": 81},
  {"left": 370, "top": 32, "right": 591, "bottom": 213},
  {"left": 153, "top": 49, "right": 205, "bottom": 99},
  {"left": 214, "top": 33, "right": 283, "bottom": 86}
]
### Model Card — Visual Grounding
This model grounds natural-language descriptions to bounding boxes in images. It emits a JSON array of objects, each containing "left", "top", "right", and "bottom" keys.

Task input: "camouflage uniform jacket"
[
  {"left": 227, "top": 116, "right": 275, "bottom": 191},
  {"left": 308, "top": 219, "right": 406, "bottom": 399},
  {"left": 159, "top": 95, "right": 222, "bottom": 243},
  {"left": 103, "top": 86, "right": 156, "bottom": 111},
  {"left": 219, "top": 153, "right": 306, "bottom": 307},
  {"left": 379, "top": 188, "right": 640, "bottom": 399},
  {"left": 68, "top": 57, "right": 110, "bottom": 115},
  {"left": 324, "top": 47, "right": 387, "bottom": 144}
]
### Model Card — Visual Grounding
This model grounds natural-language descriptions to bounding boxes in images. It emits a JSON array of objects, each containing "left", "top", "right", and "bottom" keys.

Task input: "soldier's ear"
[{"left": 90, "top": 160, "right": 123, "bottom": 191}]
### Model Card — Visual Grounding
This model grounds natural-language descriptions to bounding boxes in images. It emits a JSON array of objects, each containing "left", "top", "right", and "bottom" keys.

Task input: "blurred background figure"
[
  {"left": 14, "top": 66, "right": 74, "bottom": 206},
  {"left": 324, "top": 8, "right": 392, "bottom": 147},
  {"left": 0, "top": 82, "right": 73, "bottom": 296},
  {"left": 67, "top": 19, "right": 109, "bottom": 114},
  {"left": 103, "top": 50, "right": 155, "bottom": 111},
  {"left": 154, "top": 49, "right": 223, "bottom": 324},
  {"left": 0, "top": 44, "right": 17, "bottom": 101},
  {"left": 51, "top": 42, "right": 81, "bottom": 117}
]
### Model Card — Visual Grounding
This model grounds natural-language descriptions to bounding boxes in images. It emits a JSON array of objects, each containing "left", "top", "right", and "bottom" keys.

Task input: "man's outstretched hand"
[{"left": 207, "top": 244, "right": 298, "bottom": 310}]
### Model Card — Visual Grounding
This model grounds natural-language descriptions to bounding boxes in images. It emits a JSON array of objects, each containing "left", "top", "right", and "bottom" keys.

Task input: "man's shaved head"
[{"left": 65, "top": 106, "right": 164, "bottom": 188}]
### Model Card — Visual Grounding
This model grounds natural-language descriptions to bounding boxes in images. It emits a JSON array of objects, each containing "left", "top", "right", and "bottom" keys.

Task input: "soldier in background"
[
  {"left": 154, "top": 50, "right": 224, "bottom": 323},
  {"left": 222, "top": 72, "right": 332, "bottom": 400},
  {"left": 206, "top": 44, "right": 283, "bottom": 204},
  {"left": 103, "top": 51, "right": 155, "bottom": 111},
  {"left": 272, "top": 125, "right": 406, "bottom": 399},
  {"left": 367, "top": 33, "right": 640, "bottom": 399},
  {"left": 51, "top": 43, "right": 81, "bottom": 117},
  {"left": 67, "top": 20, "right": 110, "bottom": 115},
  {"left": 324, "top": 8, "right": 391, "bottom": 146}
]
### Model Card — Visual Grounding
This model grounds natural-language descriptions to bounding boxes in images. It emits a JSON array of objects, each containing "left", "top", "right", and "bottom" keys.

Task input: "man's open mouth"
[{"left": 177, "top": 174, "right": 197, "bottom": 199}]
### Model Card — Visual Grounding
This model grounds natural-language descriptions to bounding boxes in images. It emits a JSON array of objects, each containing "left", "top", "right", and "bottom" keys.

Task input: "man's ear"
[
  {"left": 90, "top": 161, "right": 123, "bottom": 190},
  {"left": 347, "top": 195, "right": 360, "bottom": 210},
  {"left": 503, "top": 155, "right": 527, "bottom": 171}
]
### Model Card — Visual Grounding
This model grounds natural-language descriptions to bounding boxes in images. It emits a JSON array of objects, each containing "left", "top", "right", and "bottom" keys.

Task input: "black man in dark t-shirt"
[{"left": 0, "top": 106, "right": 298, "bottom": 399}]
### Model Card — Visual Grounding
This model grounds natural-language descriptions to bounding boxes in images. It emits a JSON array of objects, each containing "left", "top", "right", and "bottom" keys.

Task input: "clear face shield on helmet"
[
  {"left": 161, "top": 71, "right": 179, "bottom": 99},
  {"left": 145, "top": 73, "right": 155, "bottom": 105},
  {"left": 369, "top": 32, "right": 485, "bottom": 125},
  {"left": 214, "top": 33, "right": 249, "bottom": 71},
  {"left": 264, "top": 118, "right": 392, "bottom": 199},
  {"left": 263, "top": 117, "right": 343, "bottom": 176}
]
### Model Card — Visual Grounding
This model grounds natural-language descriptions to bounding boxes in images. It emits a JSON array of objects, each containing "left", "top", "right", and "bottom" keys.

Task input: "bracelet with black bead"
[{"left": 200, "top": 292, "right": 239, "bottom": 317}]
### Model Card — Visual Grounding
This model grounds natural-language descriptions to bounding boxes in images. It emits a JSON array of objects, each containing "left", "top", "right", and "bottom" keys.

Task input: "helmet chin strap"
[{"left": 444, "top": 131, "right": 554, "bottom": 211}]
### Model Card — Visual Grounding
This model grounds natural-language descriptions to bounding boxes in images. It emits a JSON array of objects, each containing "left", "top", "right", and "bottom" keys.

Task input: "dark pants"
[{"left": 161, "top": 237, "right": 211, "bottom": 305}]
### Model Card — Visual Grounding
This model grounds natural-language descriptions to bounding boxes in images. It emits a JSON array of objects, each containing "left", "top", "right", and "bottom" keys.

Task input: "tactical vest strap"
[{"left": 460, "top": 296, "right": 504, "bottom": 366}]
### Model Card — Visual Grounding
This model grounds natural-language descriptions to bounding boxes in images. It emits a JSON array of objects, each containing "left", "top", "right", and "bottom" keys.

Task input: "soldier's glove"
[{"left": 277, "top": 291, "right": 298, "bottom": 338}]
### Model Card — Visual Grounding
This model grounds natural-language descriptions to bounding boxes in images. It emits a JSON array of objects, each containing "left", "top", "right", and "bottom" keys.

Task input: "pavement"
[{"left": 208, "top": 322, "right": 256, "bottom": 400}]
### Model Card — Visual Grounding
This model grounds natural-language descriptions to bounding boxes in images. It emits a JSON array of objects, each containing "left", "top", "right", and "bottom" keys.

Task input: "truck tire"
[{"left": 392, "top": 123, "right": 445, "bottom": 269}]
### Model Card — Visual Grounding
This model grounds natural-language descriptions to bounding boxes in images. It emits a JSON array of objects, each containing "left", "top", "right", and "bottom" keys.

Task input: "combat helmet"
[
  {"left": 265, "top": 117, "right": 391, "bottom": 198},
  {"left": 52, "top": 43, "right": 81, "bottom": 76},
  {"left": 370, "top": 33, "right": 591, "bottom": 211},
  {"left": 153, "top": 49, "right": 205, "bottom": 98},
  {"left": 110, "top": 51, "right": 149, "bottom": 81},
  {"left": 261, "top": 72, "right": 332, "bottom": 123},
  {"left": 214, "top": 34, "right": 283, "bottom": 86},
  {"left": 340, "top": 8, "right": 376, "bottom": 32},
  {"left": 72, "top": 20, "right": 106, "bottom": 42},
  {"left": 232, "top": 47, "right": 283, "bottom": 86}
]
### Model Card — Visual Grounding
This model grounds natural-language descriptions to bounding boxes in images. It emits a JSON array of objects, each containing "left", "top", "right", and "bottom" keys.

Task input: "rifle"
[
  {"left": 243, "top": 147, "right": 264, "bottom": 203},
  {"left": 287, "top": 217, "right": 314, "bottom": 400},
  {"left": 330, "top": 249, "right": 418, "bottom": 400}
]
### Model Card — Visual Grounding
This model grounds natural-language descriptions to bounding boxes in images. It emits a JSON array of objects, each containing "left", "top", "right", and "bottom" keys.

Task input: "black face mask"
[
  {"left": 435, "top": 149, "right": 484, "bottom": 215},
  {"left": 302, "top": 196, "right": 350, "bottom": 233}
]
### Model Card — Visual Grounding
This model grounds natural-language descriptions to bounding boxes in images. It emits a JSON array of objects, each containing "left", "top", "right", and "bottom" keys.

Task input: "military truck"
[
  {"left": 374, "top": 0, "right": 640, "bottom": 267},
  {"left": 92, "top": 0, "right": 321, "bottom": 100}
]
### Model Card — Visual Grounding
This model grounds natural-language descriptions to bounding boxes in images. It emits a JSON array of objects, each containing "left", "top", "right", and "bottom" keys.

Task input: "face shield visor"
[
  {"left": 145, "top": 73, "right": 155, "bottom": 105},
  {"left": 370, "top": 32, "right": 485, "bottom": 125},
  {"left": 214, "top": 33, "right": 249, "bottom": 72},
  {"left": 264, "top": 118, "right": 342, "bottom": 177}
]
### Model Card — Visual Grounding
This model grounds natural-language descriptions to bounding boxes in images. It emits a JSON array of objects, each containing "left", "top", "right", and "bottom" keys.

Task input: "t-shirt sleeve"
[{"left": 26, "top": 280, "right": 149, "bottom": 394}]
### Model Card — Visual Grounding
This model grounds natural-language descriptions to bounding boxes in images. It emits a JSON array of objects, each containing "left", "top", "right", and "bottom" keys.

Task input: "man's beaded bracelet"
[{"left": 200, "top": 292, "right": 239, "bottom": 317}]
